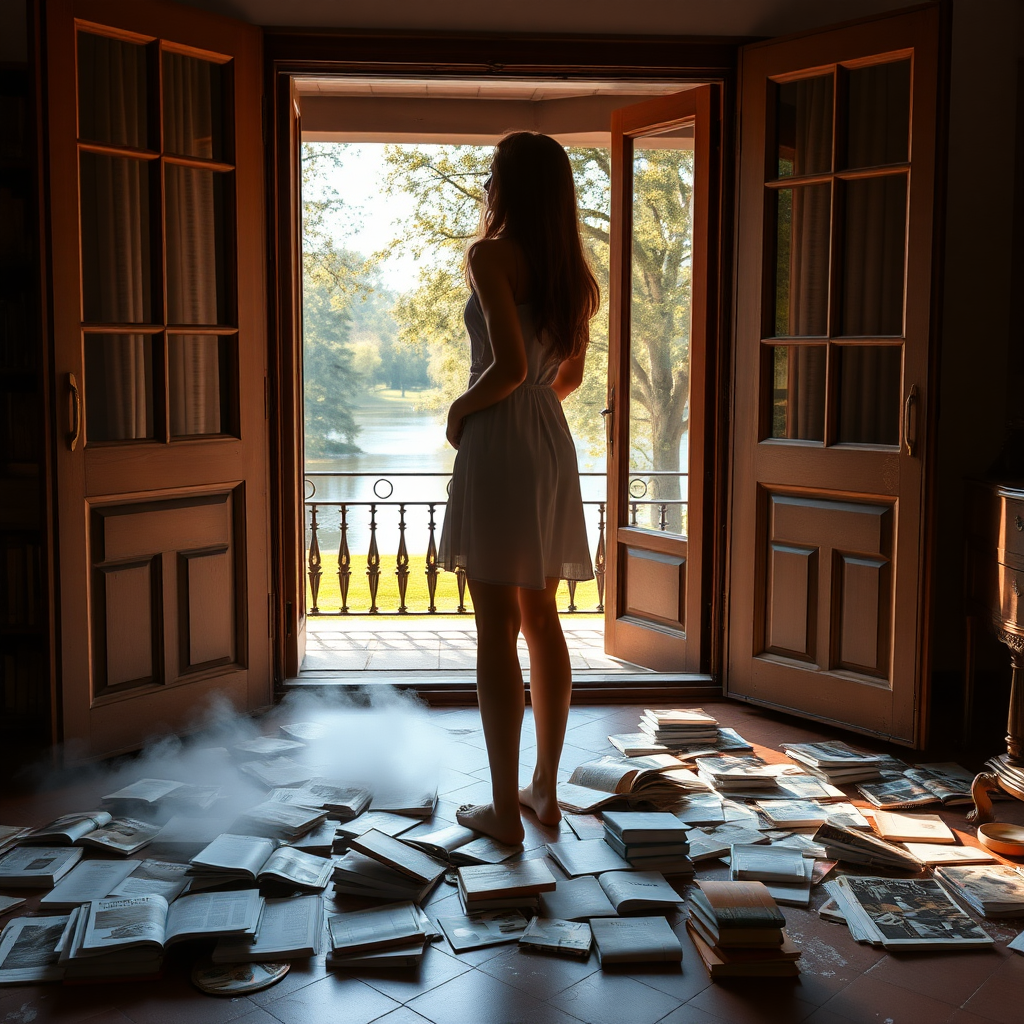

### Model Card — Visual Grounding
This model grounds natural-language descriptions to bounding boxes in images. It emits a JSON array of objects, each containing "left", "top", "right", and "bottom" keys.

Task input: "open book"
[
  {"left": 557, "top": 755, "right": 706, "bottom": 813},
  {"left": 189, "top": 834, "right": 333, "bottom": 891},
  {"left": 212, "top": 895, "right": 323, "bottom": 962}
]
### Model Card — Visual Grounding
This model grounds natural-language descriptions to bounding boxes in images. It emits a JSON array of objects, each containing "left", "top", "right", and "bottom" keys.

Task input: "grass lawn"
[{"left": 306, "top": 552, "right": 603, "bottom": 617}]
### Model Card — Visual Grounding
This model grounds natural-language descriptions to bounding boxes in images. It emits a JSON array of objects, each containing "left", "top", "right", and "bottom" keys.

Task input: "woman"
[{"left": 438, "top": 132, "right": 600, "bottom": 845}]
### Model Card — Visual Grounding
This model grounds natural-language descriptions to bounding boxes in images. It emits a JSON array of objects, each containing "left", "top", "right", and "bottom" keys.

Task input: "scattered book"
[
  {"left": 900, "top": 843, "right": 996, "bottom": 866},
  {"left": 189, "top": 834, "right": 333, "bottom": 891},
  {"left": 560, "top": 754, "right": 705, "bottom": 812},
  {"left": 336, "top": 810, "right": 420, "bottom": 841},
  {"left": 22, "top": 812, "right": 116, "bottom": 845},
  {"left": 108, "top": 860, "right": 191, "bottom": 901},
  {"left": 686, "top": 920, "right": 800, "bottom": 978},
  {"left": 688, "top": 824, "right": 768, "bottom": 864},
  {"left": 729, "top": 844, "right": 807, "bottom": 883},
  {"left": 450, "top": 836, "right": 523, "bottom": 866},
  {"left": 212, "top": 895, "right": 323, "bottom": 962},
  {"left": 0, "top": 895, "right": 25, "bottom": 918},
  {"left": 231, "top": 736, "right": 307, "bottom": 760},
  {"left": 590, "top": 916, "right": 683, "bottom": 965},
  {"left": 270, "top": 782, "right": 371, "bottom": 820},
  {"left": 457, "top": 859, "right": 556, "bottom": 912},
  {"left": 436, "top": 909, "right": 530, "bottom": 952},
  {"left": 934, "top": 864, "right": 1024, "bottom": 918},
  {"left": 332, "top": 850, "right": 437, "bottom": 903},
  {"left": 347, "top": 829, "right": 447, "bottom": 886},
  {"left": 328, "top": 941, "right": 427, "bottom": 969},
  {"left": 827, "top": 876, "right": 993, "bottom": 950},
  {"left": 893, "top": 763, "right": 976, "bottom": 806},
  {"left": 399, "top": 823, "right": 520, "bottom": 865},
  {"left": 370, "top": 786, "right": 438, "bottom": 818},
  {"left": 754, "top": 800, "right": 828, "bottom": 828},
  {"left": 812, "top": 821, "right": 922, "bottom": 872},
  {"left": 603, "top": 811, "right": 690, "bottom": 844},
  {"left": 537, "top": 876, "right": 618, "bottom": 921},
  {"left": 872, "top": 810, "right": 956, "bottom": 844},
  {"left": 39, "top": 858, "right": 140, "bottom": 909},
  {"left": 286, "top": 820, "right": 339, "bottom": 856},
  {"left": 608, "top": 733, "right": 669, "bottom": 757},
  {"left": 639, "top": 708, "right": 719, "bottom": 743},
  {"left": 0, "top": 914, "right": 72, "bottom": 984},
  {"left": 238, "top": 757, "right": 315, "bottom": 789},
  {"left": 782, "top": 741, "right": 885, "bottom": 784},
  {"left": 233, "top": 800, "right": 328, "bottom": 840},
  {"left": 695, "top": 755, "right": 776, "bottom": 790},
  {"left": 675, "top": 794, "right": 726, "bottom": 826},
  {"left": 519, "top": 917, "right": 592, "bottom": 958},
  {"left": 0, "top": 826, "right": 33, "bottom": 857},
  {"left": 546, "top": 839, "right": 630, "bottom": 878},
  {"left": 590, "top": 870, "right": 685, "bottom": 913},
  {"left": 75, "top": 817, "right": 163, "bottom": 856},
  {"left": 327, "top": 900, "right": 430, "bottom": 959},
  {"left": 856, "top": 777, "right": 945, "bottom": 810},
  {"left": 0, "top": 846, "right": 83, "bottom": 887},
  {"left": 749, "top": 858, "right": 816, "bottom": 908},
  {"left": 669, "top": 727, "right": 754, "bottom": 759},
  {"left": 102, "top": 779, "right": 185, "bottom": 810},
  {"left": 564, "top": 814, "right": 607, "bottom": 841}
]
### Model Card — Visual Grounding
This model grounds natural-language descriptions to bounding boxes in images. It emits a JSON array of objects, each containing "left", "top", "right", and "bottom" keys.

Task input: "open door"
[
  {"left": 46, "top": 0, "right": 270, "bottom": 758},
  {"left": 727, "top": 7, "right": 941, "bottom": 744},
  {"left": 604, "top": 87, "right": 718, "bottom": 673}
]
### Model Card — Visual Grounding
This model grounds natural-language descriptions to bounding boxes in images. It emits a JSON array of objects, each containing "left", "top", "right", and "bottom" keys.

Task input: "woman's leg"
[
  {"left": 518, "top": 577, "right": 571, "bottom": 826},
  {"left": 456, "top": 578, "right": 526, "bottom": 845}
]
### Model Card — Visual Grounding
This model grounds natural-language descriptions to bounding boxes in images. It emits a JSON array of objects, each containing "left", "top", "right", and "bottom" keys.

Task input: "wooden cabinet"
[{"left": 964, "top": 480, "right": 1024, "bottom": 819}]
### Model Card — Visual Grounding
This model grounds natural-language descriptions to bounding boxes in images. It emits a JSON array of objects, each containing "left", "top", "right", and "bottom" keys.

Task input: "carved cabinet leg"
[
  {"left": 999, "top": 631, "right": 1024, "bottom": 766},
  {"left": 967, "top": 771, "right": 1002, "bottom": 825}
]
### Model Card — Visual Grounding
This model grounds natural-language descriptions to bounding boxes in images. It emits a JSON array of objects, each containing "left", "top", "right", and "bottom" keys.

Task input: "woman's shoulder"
[{"left": 468, "top": 237, "right": 521, "bottom": 270}]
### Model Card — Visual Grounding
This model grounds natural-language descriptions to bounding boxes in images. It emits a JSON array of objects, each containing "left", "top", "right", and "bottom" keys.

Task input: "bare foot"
[
  {"left": 519, "top": 779, "right": 562, "bottom": 826},
  {"left": 456, "top": 802, "right": 525, "bottom": 845}
]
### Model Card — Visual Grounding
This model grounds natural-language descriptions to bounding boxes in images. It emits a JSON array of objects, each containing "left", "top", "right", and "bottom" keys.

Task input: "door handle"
[
  {"left": 601, "top": 386, "right": 614, "bottom": 455},
  {"left": 903, "top": 383, "right": 917, "bottom": 457},
  {"left": 67, "top": 372, "right": 81, "bottom": 452}
]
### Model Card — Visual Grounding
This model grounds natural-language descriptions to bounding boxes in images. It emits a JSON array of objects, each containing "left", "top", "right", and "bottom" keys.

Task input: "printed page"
[
  {"left": 0, "top": 915, "right": 71, "bottom": 983},
  {"left": 214, "top": 896, "right": 321, "bottom": 959},
  {"left": 165, "top": 889, "right": 263, "bottom": 943},
  {"left": 191, "top": 834, "right": 277, "bottom": 877},
  {"left": 80, "top": 817, "right": 162, "bottom": 854},
  {"left": 109, "top": 860, "right": 191, "bottom": 900},
  {"left": 30, "top": 811, "right": 112, "bottom": 843},
  {"left": 259, "top": 847, "right": 333, "bottom": 888},
  {"left": 81, "top": 895, "right": 169, "bottom": 952},
  {"left": 567, "top": 758, "right": 635, "bottom": 794},
  {"left": 40, "top": 858, "right": 139, "bottom": 907}
]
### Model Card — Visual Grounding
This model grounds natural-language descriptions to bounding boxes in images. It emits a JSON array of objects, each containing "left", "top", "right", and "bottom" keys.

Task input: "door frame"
[{"left": 262, "top": 30, "right": 740, "bottom": 694}]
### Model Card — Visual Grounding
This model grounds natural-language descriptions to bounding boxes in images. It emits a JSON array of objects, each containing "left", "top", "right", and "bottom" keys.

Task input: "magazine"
[
  {"left": 0, "top": 846, "right": 83, "bottom": 887},
  {"left": 190, "top": 834, "right": 333, "bottom": 891},
  {"left": 0, "top": 914, "right": 73, "bottom": 984},
  {"left": 436, "top": 910, "right": 530, "bottom": 952},
  {"left": 40, "top": 859, "right": 140, "bottom": 909},
  {"left": 212, "top": 895, "right": 323, "bottom": 962},
  {"left": 108, "top": 860, "right": 191, "bottom": 901},
  {"left": 933, "top": 864, "right": 1024, "bottom": 917},
  {"left": 518, "top": 917, "right": 592, "bottom": 958}
]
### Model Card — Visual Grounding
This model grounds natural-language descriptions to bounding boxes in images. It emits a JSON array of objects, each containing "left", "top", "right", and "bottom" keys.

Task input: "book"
[
  {"left": 686, "top": 920, "right": 800, "bottom": 978},
  {"left": 0, "top": 846, "right": 83, "bottom": 887},
  {"left": 0, "top": 826, "right": 33, "bottom": 856},
  {"left": 872, "top": 810, "right": 956, "bottom": 844},
  {"left": 546, "top": 839, "right": 630, "bottom": 877},
  {"left": 602, "top": 811, "right": 690, "bottom": 844},
  {"left": 856, "top": 777, "right": 943, "bottom": 810},
  {"left": 231, "top": 736, "right": 307, "bottom": 760},
  {"left": 754, "top": 800, "right": 829, "bottom": 828},
  {"left": 64, "top": 890, "right": 264, "bottom": 969},
  {"left": 0, "top": 896, "right": 26, "bottom": 918},
  {"left": 827, "top": 876, "right": 993, "bottom": 950},
  {"left": 689, "top": 881, "right": 786, "bottom": 947},
  {"left": 212, "top": 895, "right": 323, "bottom": 962},
  {"left": 608, "top": 733, "right": 669, "bottom": 757},
  {"left": 782, "top": 741, "right": 886, "bottom": 769},
  {"left": 369, "top": 785, "right": 438, "bottom": 818},
  {"left": 347, "top": 829, "right": 447, "bottom": 886},
  {"left": 399, "top": 822, "right": 476, "bottom": 859},
  {"left": 729, "top": 844, "right": 807, "bottom": 883},
  {"left": 563, "top": 754, "right": 706, "bottom": 808},
  {"left": 0, "top": 914, "right": 72, "bottom": 983},
  {"left": 590, "top": 916, "right": 683, "bottom": 964},
  {"left": 232, "top": 800, "right": 328, "bottom": 840},
  {"left": 269, "top": 782, "right": 370, "bottom": 820},
  {"left": 278, "top": 721, "right": 329, "bottom": 743},
  {"left": 22, "top": 812, "right": 115, "bottom": 845},
  {"left": 519, "top": 917, "right": 592, "bottom": 958},
  {"left": 750, "top": 858, "right": 816, "bottom": 908},
  {"left": 108, "top": 860, "right": 191, "bottom": 901},
  {"left": 328, "top": 940, "right": 427, "bottom": 969},
  {"left": 603, "top": 833, "right": 690, "bottom": 861},
  {"left": 933, "top": 864, "right": 1024, "bottom": 917},
  {"left": 900, "top": 843, "right": 996, "bottom": 866},
  {"left": 189, "top": 834, "right": 333, "bottom": 891},
  {"left": 639, "top": 708, "right": 719, "bottom": 742},
  {"left": 903, "top": 763, "right": 977, "bottom": 805},
  {"left": 812, "top": 821, "right": 922, "bottom": 872},
  {"left": 537, "top": 876, "right": 618, "bottom": 921},
  {"left": 327, "top": 900, "right": 429, "bottom": 956},
  {"left": 695, "top": 755, "right": 777, "bottom": 789},
  {"left": 564, "top": 814, "right": 607, "bottom": 841},
  {"left": 102, "top": 779, "right": 185, "bottom": 809},
  {"left": 592, "top": 870, "right": 685, "bottom": 913},
  {"left": 436, "top": 909, "right": 530, "bottom": 952},
  {"left": 450, "top": 836, "right": 523, "bottom": 866},
  {"left": 76, "top": 817, "right": 163, "bottom": 856},
  {"left": 457, "top": 859, "right": 557, "bottom": 909},
  {"left": 331, "top": 850, "right": 437, "bottom": 903},
  {"left": 335, "top": 810, "right": 420, "bottom": 841},
  {"left": 668, "top": 727, "right": 754, "bottom": 759},
  {"left": 688, "top": 824, "right": 768, "bottom": 864},
  {"left": 39, "top": 858, "right": 140, "bottom": 909},
  {"left": 674, "top": 794, "right": 726, "bottom": 826},
  {"left": 238, "top": 757, "right": 316, "bottom": 789},
  {"left": 1009, "top": 931, "right": 1024, "bottom": 956},
  {"left": 286, "top": 820, "right": 339, "bottom": 855}
]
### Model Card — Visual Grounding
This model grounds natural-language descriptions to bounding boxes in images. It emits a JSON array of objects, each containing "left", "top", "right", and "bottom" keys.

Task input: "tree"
[{"left": 380, "top": 142, "right": 695, "bottom": 533}]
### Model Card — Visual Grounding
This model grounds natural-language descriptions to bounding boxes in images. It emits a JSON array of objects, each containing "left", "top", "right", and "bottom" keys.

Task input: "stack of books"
[
  {"left": 729, "top": 844, "right": 814, "bottom": 907},
  {"left": 345, "top": 829, "right": 447, "bottom": 897},
  {"left": 269, "top": 781, "right": 372, "bottom": 820},
  {"left": 231, "top": 800, "right": 328, "bottom": 840},
  {"left": 601, "top": 811, "right": 693, "bottom": 874},
  {"left": 782, "top": 741, "right": 886, "bottom": 784},
  {"left": 332, "top": 850, "right": 438, "bottom": 903},
  {"left": 456, "top": 859, "right": 557, "bottom": 914},
  {"left": 687, "top": 880, "right": 801, "bottom": 977},
  {"left": 639, "top": 708, "right": 719, "bottom": 746}
]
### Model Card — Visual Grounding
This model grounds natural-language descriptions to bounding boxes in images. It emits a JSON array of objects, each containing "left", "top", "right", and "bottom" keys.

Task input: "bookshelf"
[{"left": 0, "top": 56, "right": 51, "bottom": 746}]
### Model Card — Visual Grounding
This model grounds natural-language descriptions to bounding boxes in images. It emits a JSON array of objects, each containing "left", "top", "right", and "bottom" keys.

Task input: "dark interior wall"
[
  {"left": 0, "top": 0, "right": 27, "bottom": 62},
  {"left": 932, "top": 0, "right": 1024, "bottom": 684}
]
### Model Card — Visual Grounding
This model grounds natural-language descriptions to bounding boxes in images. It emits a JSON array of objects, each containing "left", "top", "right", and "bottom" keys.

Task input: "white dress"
[{"left": 438, "top": 291, "right": 594, "bottom": 590}]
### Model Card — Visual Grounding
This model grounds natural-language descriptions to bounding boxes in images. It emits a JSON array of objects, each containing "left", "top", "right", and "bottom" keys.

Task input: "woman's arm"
[
  {"left": 446, "top": 241, "right": 528, "bottom": 448},
  {"left": 551, "top": 348, "right": 586, "bottom": 402}
]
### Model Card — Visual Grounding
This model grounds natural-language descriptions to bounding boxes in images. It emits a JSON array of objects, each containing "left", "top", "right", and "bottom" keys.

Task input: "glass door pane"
[{"left": 628, "top": 124, "right": 693, "bottom": 536}]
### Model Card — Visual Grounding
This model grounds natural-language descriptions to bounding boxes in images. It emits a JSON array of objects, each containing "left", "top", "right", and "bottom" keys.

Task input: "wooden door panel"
[
  {"left": 180, "top": 548, "right": 235, "bottom": 669},
  {"left": 99, "top": 560, "right": 158, "bottom": 688},
  {"left": 623, "top": 548, "right": 686, "bottom": 631},
  {"left": 765, "top": 544, "right": 816, "bottom": 660},
  {"left": 836, "top": 553, "right": 890, "bottom": 676}
]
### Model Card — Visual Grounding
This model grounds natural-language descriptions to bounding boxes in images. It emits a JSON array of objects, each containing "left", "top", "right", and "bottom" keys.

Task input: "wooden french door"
[
  {"left": 47, "top": 0, "right": 270, "bottom": 758},
  {"left": 727, "top": 7, "right": 941, "bottom": 744},
  {"left": 604, "top": 87, "right": 718, "bottom": 673}
]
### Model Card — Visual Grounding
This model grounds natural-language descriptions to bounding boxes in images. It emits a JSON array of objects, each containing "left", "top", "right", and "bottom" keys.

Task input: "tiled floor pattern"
[
  {"left": 301, "top": 618, "right": 644, "bottom": 674},
  {"left": 2, "top": 700, "right": 1024, "bottom": 1024}
]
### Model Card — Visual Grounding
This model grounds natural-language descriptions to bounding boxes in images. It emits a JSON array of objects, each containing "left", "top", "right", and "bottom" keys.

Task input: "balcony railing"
[{"left": 304, "top": 471, "right": 685, "bottom": 616}]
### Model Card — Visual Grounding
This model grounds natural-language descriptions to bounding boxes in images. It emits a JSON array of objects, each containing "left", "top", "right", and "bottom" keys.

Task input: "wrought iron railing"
[{"left": 304, "top": 471, "right": 685, "bottom": 616}]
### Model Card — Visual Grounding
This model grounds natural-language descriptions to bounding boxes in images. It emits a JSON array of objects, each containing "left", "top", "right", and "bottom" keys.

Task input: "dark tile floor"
[{"left": 2, "top": 699, "right": 1024, "bottom": 1024}]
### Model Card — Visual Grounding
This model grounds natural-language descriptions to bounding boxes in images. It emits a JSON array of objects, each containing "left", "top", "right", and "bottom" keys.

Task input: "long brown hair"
[{"left": 469, "top": 132, "right": 600, "bottom": 362}]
